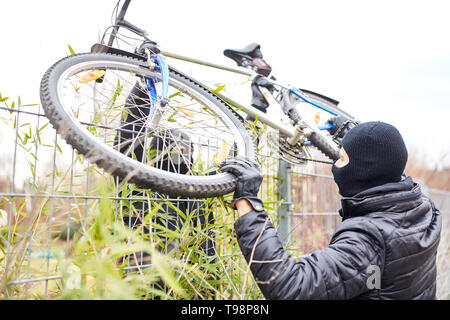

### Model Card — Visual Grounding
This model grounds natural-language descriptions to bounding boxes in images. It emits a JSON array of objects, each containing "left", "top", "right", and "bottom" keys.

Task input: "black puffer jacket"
[{"left": 235, "top": 176, "right": 442, "bottom": 299}]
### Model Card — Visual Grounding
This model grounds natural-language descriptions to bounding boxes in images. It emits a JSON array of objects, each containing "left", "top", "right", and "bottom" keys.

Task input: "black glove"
[
  {"left": 250, "top": 74, "right": 276, "bottom": 110},
  {"left": 247, "top": 75, "right": 276, "bottom": 123},
  {"left": 326, "top": 115, "right": 346, "bottom": 135},
  {"left": 220, "top": 156, "right": 264, "bottom": 212},
  {"left": 326, "top": 115, "right": 357, "bottom": 139}
]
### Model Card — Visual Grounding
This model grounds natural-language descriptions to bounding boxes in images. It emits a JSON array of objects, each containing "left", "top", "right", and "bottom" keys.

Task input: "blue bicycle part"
[
  {"left": 146, "top": 54, "right": 170, "bottom": 120},
  {"left": 318, "top": 123, "right": 334, "bottom": 130},
  {"left": 146, "top": 78, "right": 158, "bottom": 120},
  {"left": 153, "top": 54, "right": 170, "bottom": 104},
  {"left": 290, "top": 89, "right": 339, "bottom": 117}
]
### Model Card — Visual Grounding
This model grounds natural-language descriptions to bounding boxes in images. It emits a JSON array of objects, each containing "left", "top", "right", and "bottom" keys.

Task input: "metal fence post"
[{"left": 277, "top": 159, "right": 293, "bottom": 246}]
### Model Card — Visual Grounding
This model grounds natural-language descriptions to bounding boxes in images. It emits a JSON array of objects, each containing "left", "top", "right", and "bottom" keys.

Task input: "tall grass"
[{"left": 0, "top": 93, "right": 284, "bottom": 299}]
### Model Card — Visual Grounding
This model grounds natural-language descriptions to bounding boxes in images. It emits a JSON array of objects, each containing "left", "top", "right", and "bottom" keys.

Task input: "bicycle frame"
[
  {"left": 160, "top": 51, "right": 297, "bottom": 137},
  {"left": 104, "top": 0, "right": 341, "bottom": 148},
  {"left": 159, "top": 50, "right": 343, "bottom": 142}
]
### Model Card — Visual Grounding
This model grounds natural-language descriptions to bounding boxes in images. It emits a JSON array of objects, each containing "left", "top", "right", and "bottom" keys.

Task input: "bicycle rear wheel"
[{"left": 40, "top": 53, "right": 255, "bottom": 198}]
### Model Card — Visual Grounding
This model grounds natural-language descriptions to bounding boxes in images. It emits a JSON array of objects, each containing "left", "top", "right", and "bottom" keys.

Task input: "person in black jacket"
[
  {"left": 115, "top": 83, "right": 215, "bottom": 283},
  {"left": 221, "top": 121, "right": 442, "bottom": 300}
]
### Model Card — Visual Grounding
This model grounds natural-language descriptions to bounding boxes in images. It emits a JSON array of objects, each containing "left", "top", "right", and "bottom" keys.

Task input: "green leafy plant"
[{"left": 0, "top": 93, "right": 285, "bottom": 299}]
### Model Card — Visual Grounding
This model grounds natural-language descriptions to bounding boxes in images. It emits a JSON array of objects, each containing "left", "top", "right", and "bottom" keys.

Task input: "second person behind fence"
[{"left": 114, "top": 82, "right": 216, "bottom": 296}]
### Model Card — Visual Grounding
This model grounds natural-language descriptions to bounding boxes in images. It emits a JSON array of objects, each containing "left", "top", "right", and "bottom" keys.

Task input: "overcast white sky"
[{"left": 1, "top": 0, "right": 449, "bottom": 168}]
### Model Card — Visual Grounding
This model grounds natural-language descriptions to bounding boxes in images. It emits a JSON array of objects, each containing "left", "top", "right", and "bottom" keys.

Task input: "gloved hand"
[
  {"left": 220, "top": 156, "right": 264, "bottom": 212},
  {"left": 326, "top": 115, "right": 348, "bottom": 136},
  {"left": 326, "top": 115, "right": 357, "bottom": 139}
]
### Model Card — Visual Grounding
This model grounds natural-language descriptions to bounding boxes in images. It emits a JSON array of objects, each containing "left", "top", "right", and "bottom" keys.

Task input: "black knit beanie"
[{"left": 331, "top": 121, "right": 408, "bottom": 197}]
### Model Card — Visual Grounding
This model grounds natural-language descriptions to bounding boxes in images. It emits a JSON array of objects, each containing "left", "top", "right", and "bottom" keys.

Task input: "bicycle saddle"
[
  {"left": 223, "top": 43, "right": 263, "bottom": 63},
  {"left": 224, "top": 43, "right": 272, "bottom": 76}
]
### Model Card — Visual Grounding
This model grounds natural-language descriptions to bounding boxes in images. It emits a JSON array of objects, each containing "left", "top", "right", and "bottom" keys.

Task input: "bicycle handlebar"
[
  {"left": 116, "top": 0, "right": 132, "bottom": 22},
  {"left": 108, "top": 0, "right": 131, "bottom": 46},
  {"left": 108, "top": 0, "right": 150, "bottom": 46}
]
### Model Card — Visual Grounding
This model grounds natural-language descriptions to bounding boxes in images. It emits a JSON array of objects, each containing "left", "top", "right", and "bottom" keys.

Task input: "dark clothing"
[
  {"left": 235, "top": 176, "right": 441, "bottom": 299},
  {"left": 123, "top": 194, "right": 215, "bottom": 257},
  {"left": 116, "top": 81, "right": 216, "bottom": 265}
]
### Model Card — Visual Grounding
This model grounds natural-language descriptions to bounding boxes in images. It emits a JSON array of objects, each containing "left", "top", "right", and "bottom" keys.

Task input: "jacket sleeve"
[{"left": 234, "top": 210, "right": 385, "bottom": 300}]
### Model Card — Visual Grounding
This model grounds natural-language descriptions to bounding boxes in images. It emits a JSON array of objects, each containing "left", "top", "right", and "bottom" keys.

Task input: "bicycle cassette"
[{"left": 266, "top": 131, "right": 311, "bottom": 166}]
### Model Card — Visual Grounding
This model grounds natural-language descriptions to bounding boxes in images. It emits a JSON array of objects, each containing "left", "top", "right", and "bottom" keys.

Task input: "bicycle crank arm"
[
  {"left": 295, "top": 116, "right": 340, "bottom": 156},
  {"left": 287, "top": 125, "right": 312, "bottom": 145}
]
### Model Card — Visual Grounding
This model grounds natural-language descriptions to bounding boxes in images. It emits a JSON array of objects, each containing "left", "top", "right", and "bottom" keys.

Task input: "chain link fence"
[{"left": 0, "top": 100, "right": 449, "bottom": 299}]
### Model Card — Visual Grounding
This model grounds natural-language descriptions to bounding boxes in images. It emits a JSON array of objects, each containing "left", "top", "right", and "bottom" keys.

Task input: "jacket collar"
[{"left": 339, "top": 176, "right": 422, "bottom": 221}]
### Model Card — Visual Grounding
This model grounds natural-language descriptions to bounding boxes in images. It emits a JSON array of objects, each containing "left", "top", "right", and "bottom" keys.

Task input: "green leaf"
[
  {"left": 38, "top": 122, "right": 49, "bottom": 132},
  {"left": 212, "top": 84, "right": 225, "bottom": 94},
  {"left": 68, "top": 44, "right": 76, "bottom": 55},
  {"left": 169, "top": 91, "right": 182, "bottom": 99},
  {"left": 152, "top": 250, "right": 189, "bottom": 299}
]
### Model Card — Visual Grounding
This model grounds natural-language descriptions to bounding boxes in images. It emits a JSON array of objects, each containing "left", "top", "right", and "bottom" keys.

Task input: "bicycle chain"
[{"left": 266, "top": 131, "right": 334, "bottom": 165}]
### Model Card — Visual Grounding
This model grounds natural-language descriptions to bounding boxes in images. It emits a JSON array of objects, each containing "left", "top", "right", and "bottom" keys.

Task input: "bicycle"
[{"left": 39, "top": 0, "right": 357, "bottom": 198}]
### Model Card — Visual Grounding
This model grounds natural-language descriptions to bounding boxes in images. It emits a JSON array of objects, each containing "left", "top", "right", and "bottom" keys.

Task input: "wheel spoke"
[{"left": 43, "top": 54, "right": 253, "bottom": 197}]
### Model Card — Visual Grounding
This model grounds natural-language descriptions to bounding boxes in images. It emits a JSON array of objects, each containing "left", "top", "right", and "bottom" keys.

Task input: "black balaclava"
[{"left": 331, "top": 121, "right": 408, "bottom": 197}]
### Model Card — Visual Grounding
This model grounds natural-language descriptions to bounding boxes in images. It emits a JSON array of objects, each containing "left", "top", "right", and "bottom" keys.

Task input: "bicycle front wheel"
[{"left": 40, "top": 53, "right": 256, "bottom": 198}]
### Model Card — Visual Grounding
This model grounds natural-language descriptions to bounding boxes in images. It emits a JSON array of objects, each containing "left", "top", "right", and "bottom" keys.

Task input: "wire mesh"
[{"left": 0, "top": 101, "right": 449, "bottom": 299}]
